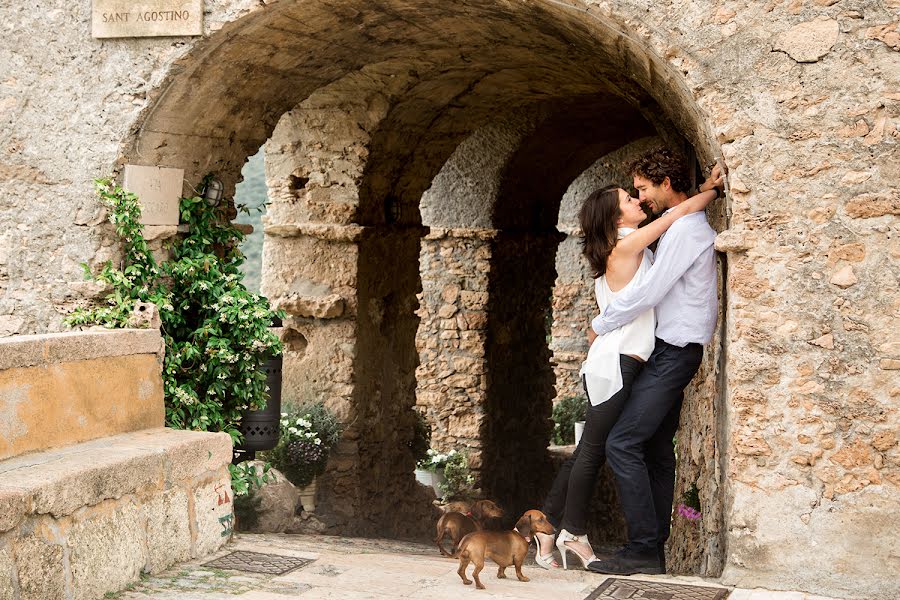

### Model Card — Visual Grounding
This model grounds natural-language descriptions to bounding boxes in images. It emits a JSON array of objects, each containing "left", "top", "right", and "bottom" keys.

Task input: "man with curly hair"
[{"left": 587, "top": 147, "right": 722, "bottom": 575}]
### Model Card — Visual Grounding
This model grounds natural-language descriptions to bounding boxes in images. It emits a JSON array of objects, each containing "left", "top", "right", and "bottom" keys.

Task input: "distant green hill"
[{"left": 234, "top": 151, "right": 266, "bottom": 293}]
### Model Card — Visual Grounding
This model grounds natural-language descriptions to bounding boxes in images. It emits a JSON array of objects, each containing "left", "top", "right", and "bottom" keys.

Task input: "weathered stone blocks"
[
  {"left": 144, "top": 487, "right": 192, "bottom": 573},
  {"left": 14, "top": 535, "right": 65, "bottom": 600},
  {"left": 0, "top": 429, "right": 232, "bottom": 600},
  {"left": 68, "top": 502, "right": 146, "bottom": 600},
  {"left": 0, "top": 329, "right": 165, "bottom": 461}
]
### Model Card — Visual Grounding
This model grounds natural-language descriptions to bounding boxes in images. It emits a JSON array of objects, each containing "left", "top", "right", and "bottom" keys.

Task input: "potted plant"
[
  {"left": 416, "top": 448, "right": 462, "bottom": 499},
  {"left": 440, "top": 449, "right": 475, "bottom": 500},
  {"left": 551, "top": 395, "right": 588, "bottom": 446},
  {"left": 267, "top": 402, "right": 342, "bottom": 512},
  {"left": 234, "top": 315, "right": 285, "bottom": 463}
]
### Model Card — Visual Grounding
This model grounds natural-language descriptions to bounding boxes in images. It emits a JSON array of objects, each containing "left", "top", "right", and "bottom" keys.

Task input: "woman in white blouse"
[{"left": 536, "top": 172, "right": 722, "bottom": 570}]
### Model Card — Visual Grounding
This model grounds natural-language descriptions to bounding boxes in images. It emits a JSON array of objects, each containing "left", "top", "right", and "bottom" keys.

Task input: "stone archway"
[{"left": 116, "top": 0, "right": 725, "bottom": 568}]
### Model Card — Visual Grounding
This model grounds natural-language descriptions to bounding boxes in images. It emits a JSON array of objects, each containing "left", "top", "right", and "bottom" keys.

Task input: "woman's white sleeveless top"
[{"left": 580, "top": 227, "right": 656, "bottom": 406}]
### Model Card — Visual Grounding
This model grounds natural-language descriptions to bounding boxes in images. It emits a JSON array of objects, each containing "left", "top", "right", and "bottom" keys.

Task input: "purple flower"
[{"left": 677, "top": 503, "right": 702, "bottom": 521}]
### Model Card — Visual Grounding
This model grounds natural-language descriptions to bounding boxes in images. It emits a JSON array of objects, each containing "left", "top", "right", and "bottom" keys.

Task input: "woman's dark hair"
[
  {"left": 579, "top": 185, "right": 622, "bottom": 279},
  {"left": 628, "top": 147, "right": 691, "bottom": 193}
]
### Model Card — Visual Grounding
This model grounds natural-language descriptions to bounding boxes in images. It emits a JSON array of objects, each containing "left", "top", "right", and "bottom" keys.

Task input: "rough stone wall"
[
  {"left": 415, "top": 229, "right": 493, "bottom": 479},
  {"left": 705, "top": 5, "right": 899, "bottom": 597}
]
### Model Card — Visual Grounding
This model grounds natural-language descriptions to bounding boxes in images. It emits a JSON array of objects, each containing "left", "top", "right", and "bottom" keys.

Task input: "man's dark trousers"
[{"left": 605, "top": 338, "right": 704, "bottom": 555}]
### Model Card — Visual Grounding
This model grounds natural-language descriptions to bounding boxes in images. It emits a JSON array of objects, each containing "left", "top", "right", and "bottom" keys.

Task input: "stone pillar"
[
  {"left": 414, "top": 113, "right": 542, "bottom": 497},
  {"left": 481, "top": 230, "right": 564, "bottom": 516},
  {"left": 261, "top": 78, "right": 434, "bottom": 537},
  {"left": 414, "top": 228, "right": 493, "bottom": 484}
]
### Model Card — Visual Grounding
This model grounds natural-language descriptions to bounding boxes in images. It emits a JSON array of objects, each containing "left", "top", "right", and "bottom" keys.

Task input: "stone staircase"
[{"left": 0, "top": 329, "right": 233, "bottom": 600}]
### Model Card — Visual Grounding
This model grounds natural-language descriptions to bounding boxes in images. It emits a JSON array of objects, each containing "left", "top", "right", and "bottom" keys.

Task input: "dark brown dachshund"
[
  {"left": 435, "top": 500, "right": 504, "bottom": 557},
  {"left": 456, "top": 509, "right": 555, "bottom": 590}
]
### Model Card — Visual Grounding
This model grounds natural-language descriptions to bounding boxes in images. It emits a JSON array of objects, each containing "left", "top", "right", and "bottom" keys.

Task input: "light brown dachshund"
[
  {"left": 435, "top": 499, "right": 505, "bottom": 557},
  {"left": 456, "top": 509, "right": 556, "bottom": 590},
  {"left": 470, "top": 499, "right": 504, "bottom": 530}
]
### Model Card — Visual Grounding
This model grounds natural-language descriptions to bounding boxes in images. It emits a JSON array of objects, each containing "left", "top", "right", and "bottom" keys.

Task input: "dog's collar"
[{"left": 513, "top": 527, "right": 532, "bottom": 543}]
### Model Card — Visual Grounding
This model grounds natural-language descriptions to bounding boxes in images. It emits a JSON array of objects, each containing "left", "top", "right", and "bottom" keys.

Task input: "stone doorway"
[{"left": 118, "top": 0, "right": 726, "bottom": 576}]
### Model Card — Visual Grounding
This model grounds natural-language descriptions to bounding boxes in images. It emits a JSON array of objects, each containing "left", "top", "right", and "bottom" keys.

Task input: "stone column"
[
  {"left": 481, "top": 230, "right": 564, "bottom": 516},
  {"left": 261, "top": 76, "right": 434, "bottom": 537},
  {"left": 414, "top": 113, "right": 542, "bottom": 497},
  {"left": 414, "top": 228, "right": 493, "bottom": 485}
]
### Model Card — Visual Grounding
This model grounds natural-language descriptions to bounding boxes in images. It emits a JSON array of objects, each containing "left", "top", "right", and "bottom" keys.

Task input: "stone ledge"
[
  {"left": 0, "top": 329, "right": 163, "bottom": 371},
  {"left": 0, "top": 428, "right": 232, "bottom": 531},
  {"left": 0, "top": 428, "right": 232, "bottom": 600},
  {"left": 424, "top": 227, "right": 497, "bottom": 240},
  {"left": 265, "top": 222, "right": 365, "bottom": 241}
]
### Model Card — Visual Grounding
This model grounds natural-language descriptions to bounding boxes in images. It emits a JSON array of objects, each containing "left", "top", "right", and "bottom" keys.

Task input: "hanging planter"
[{"left": 233, "top": 353, "right": 283, "bottom": 463}]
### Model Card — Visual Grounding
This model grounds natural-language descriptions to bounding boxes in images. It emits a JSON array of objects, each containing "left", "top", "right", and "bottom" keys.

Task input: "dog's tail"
[
  {"left": 456, "top": 533, "right": 473, "bottom": 559},
  {"left": 435, "top": 524, "right": 451, "bottom": 556}
]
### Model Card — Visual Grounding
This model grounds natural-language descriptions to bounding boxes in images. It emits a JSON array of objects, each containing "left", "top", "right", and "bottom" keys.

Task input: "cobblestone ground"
[{"left": 109, "top": 533, "right": 842, "bottom": 600}]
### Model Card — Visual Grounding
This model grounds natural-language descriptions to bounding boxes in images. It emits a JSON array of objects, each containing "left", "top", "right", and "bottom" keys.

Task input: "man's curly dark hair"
[{"left": 628, "top": 147, "right": 692, "bottom": 193}]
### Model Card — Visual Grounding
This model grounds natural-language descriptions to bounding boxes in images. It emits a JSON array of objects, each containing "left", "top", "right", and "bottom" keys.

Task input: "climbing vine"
[{"left": 66, "top": 177, "right": 284, "bottom": 449}]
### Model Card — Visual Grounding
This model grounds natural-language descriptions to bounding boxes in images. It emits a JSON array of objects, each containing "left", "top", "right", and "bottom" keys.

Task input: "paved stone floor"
[{"left": 110, "top": 533, "right": 842, "bottom": 600}]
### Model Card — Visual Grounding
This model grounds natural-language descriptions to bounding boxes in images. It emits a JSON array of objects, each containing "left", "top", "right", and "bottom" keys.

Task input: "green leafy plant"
[
  {"left": 409, "top": 410, "right": 432, "bottom": 466},
  {"left": 417, "top": 448, "right": 459, "bottom": 472},
  {"left": 230, "top": 461, "right": 275, "bottom": 530},
  {"left": 267, "top": 403, "right": 342, "bottom": 488},
  {"left": 440, "top": 450, "right": 474, "bottom": 499},
  {"left": 228, "top": 461, "right": 276, "bottom": 497},
  {"left": 551, "top": 395, "right": 587, "bottom": 445},
  {"left": 233, "top": 492, "right": 264, "bottom": 531},
  {"left": 66, "top": 178, "right": 284, "bottom": 491}
]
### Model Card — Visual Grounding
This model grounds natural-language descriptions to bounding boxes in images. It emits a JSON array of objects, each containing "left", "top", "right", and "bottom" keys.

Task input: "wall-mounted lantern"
[{"left": 204, "top": 177, "right": 224, "bottom": 207}]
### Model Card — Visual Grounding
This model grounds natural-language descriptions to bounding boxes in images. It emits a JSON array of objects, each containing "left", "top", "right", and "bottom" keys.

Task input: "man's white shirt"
[{"left": 591, "top": 211, "right": 717, "bottom": 347}]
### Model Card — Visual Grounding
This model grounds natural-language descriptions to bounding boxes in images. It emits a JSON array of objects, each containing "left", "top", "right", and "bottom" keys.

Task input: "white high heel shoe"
[
  {"left": 533, "top": 531, "right": 559, "bottom": 569},
  {"left": 555, "top": 529, "right": 598, "bottom": 570}
]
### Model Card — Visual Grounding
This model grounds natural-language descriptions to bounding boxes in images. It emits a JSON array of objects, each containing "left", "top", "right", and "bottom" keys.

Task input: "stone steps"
[
  {"left": 0, "top": 427, "right": 233, "bottom": 600},
  {"left": 0, "top": 329, "right": 165, "bottom": 461}
]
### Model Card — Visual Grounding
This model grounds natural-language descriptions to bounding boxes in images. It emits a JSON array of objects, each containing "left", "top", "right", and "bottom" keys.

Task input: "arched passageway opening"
[{"left": 119, "top": 0, "right": 725, "bottom": 574}]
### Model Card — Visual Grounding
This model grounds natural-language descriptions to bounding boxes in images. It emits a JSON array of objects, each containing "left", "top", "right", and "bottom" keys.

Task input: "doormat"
[
  {"left": 202, "top": 550, "right": 314, "bottom": 575},
  {"left": 585, "top": 578, "right": 730, "bottom": 600}
]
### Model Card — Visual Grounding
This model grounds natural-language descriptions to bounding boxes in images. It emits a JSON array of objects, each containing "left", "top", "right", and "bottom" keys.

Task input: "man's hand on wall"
[{"left": 699, "top": 163, "right": 726, "bottom": 194}]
